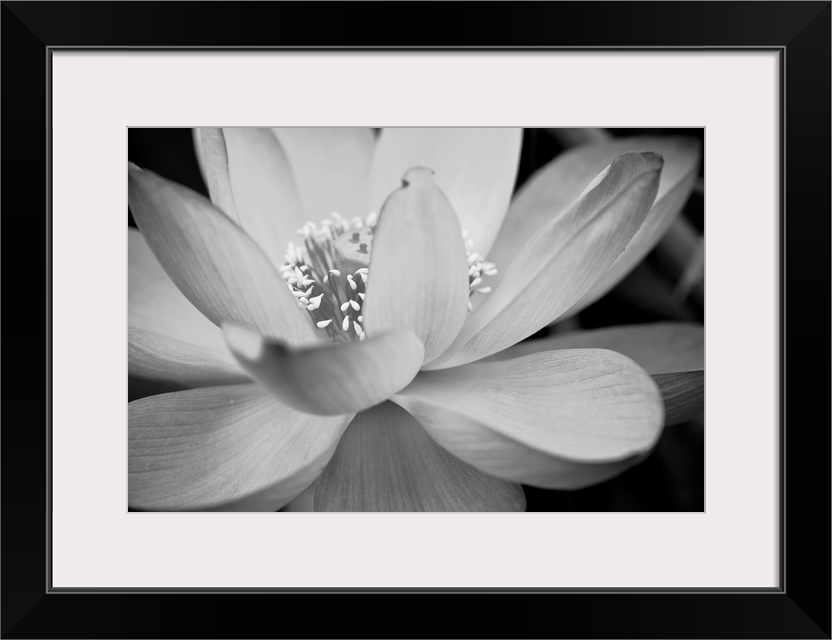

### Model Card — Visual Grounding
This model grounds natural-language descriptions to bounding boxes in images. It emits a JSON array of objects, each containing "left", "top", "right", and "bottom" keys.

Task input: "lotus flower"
[{"left": 128, "top": 128, "right": 703, "bottom": 512}]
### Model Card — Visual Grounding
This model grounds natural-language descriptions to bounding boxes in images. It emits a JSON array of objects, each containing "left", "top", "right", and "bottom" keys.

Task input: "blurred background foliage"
[{"left": 128, "top": 127, "right": 705, "bottom": 512}]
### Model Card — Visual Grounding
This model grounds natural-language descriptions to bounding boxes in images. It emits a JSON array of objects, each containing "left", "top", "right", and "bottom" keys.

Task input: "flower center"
[{"left": 281, "top": 211, "right": 496, "bottom": 342}]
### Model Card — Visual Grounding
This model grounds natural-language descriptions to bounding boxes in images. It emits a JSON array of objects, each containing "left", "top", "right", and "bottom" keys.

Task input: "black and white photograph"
[
  {"left": 4, "top": 0, "right": 830, "bottom": 635},
  {"left": 127, "top": 127, "right": 704, "bottom": 512}
]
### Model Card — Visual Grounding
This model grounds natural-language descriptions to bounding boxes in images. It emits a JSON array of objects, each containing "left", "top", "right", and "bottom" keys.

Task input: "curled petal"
[
  {"left": 432, "top": 152, "right": 662, "bottom": 368},
  {"left": 128, "top": 164, "right": 321, "bottom": 349},
  {"left": 395, "top": 349, "right": 664, "bottom": 489},
  {"left": 368, "top": 128, "right": 522, "bottom": 256},
  {"left": 129, "top": 385, "right": 351, "bottom": 511},
  {"left": 224, "top": 326, "right": 424, "bottom": 416},
  {"left": 362, "top": 167, "right": 469, "bottom": 363},
  {"left": 314, "top": 403, "right": 526, "bottom": 511},
  {"left": 489, "top": 136, "right": 701, "bottom": 291},
  {"left": 568, "top": 141, "right": 701, "bottom": 315}
]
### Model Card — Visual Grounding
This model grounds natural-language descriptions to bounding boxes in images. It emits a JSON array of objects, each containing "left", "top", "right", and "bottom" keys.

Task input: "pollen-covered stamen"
[
  {"left": 281, "top": 212, "right": 374, "bottom": 342},
  {"left": 281, "top": 213, "right": 495, "bottom": 343},
  {"left": 463, "top": 231, "right": 498, "bottom": 300}
]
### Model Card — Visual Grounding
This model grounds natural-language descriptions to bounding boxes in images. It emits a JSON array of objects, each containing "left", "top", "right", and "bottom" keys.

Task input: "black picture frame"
[{"left": 2, "top": 2, "right": 829, "bottom": 638}]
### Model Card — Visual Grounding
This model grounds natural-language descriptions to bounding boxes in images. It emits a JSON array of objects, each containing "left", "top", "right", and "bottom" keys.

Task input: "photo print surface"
[{"left": 127, "top": 127, "right": 704, "bottom": 513}]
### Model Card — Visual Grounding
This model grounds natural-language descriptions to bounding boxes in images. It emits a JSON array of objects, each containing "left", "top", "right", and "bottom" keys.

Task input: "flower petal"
[
  {"left": 653, "top": 370, "right": 704, "bottom": 426},
  {"left": 129, "top": 228, "right": 246, "bottom": 386},
  {"left": 128, "top": 164, "right": 321, "bottom": 349},
  {"left": 362, "top": 167, "right": 469, "bottom": 363},
  {"left": 432, "top": 152, "right": 662, "bottom": 368},
  {"left": 368, "top": 128, "right": 522, "bottom": 256},
  {"left": 224, "top": 326, "right": 424, "bottom": 416},
  {"left": 394, "top": 349, "right": 664, "bottom": 489},
  {"left": 610, "top": 262, "right": 696, "bottom": 321},
  {"left": 272, "top": 127, "right": 375, "bottom": 220},
  {"left": 192, "top": 127, "right": 238, "bottom": 220},
  {"left": 489, "top": 322, "right": 704, "bottom": 375},
  {"left": 488, "top": 136, "right": 701, "bottom": 290},
  {"left": 129, "top": 384, "right": 351, "bottom": 511},
  {"left": 222, "top": 127, "right": 307, "bottom": 266},
  {"left": 547, "top": 127, "right": 612, "bottom": 146},
  {"left": 567, "top": 146, "right": 701, "bottom": 315},
  {"left": 281, "top": 483, "right": 315, "bottom": 512},
  {"left": 314, "top": 403, "right": 526, "bottom": 511},
  {"left": 129, "top": 327, "right": 247, "bottom": 387},
  {"left": 129, "top": 228, "right": 226, "bottom": 351},
  {"left": 655, "top": 215, "right": 705, "bottom": 306}
]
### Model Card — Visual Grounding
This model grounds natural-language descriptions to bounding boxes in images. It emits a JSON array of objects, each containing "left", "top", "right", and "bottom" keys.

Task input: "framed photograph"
[{"left": 3, "top": 1, "right": 829, "bottom": 638}]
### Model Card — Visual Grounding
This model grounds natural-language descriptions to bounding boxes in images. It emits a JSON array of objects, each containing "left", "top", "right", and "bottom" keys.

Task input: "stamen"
[
  {"left": 465, "top": 249, "right": 498, "bottom": 302},
  {"left": 281, "top": 212, "right": 496, "bottom": 343}
]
